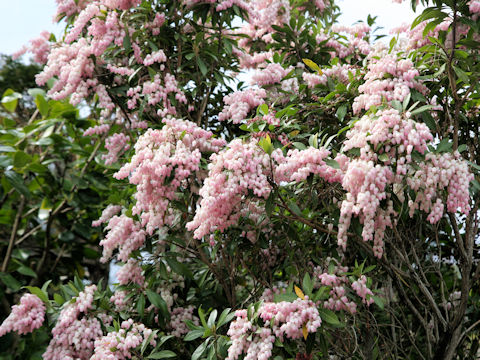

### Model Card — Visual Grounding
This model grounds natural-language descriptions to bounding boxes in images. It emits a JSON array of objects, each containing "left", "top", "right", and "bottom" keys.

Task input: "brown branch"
[{"left": 1, "top": 196, "right": 25, "bottom": 272}]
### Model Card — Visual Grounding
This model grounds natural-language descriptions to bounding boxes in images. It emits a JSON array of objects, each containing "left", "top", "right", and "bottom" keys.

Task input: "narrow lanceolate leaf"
[
  {"left": 24, "top": 286, "right": 49, "bottom": 303},
  {"left": 197, "top": 57, "right": 208, "bottom": 76},
  {"left": 4, "top": 170, "right": 30, "bottom": 197},
  {"left": 318, "top": 308, "right": 341, "bottom": 326},
  {"left": 294, "top": 285, "right": 305, "bottom": 300},
  {"left": 148, "top": 350, "right": 176, "bottom": 359},
  {"left": 302, "top": 324, "right": 308, "bottom": 340},
  {"left": 302, "top": 58, "right": 322, "bottom": 74}
]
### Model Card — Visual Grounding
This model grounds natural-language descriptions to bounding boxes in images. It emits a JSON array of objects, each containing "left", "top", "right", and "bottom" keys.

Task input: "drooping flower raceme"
[
  {"left": 337, "top": 107, "right": 472, "bottom": 257},
  {"left": 43, "top": 285, "right": 113, "bottom": 360},
  {"left": 0, "top": 294, "right": 45, "bottom": 336},
  {"left": 353, "top": 54, "right": 427, "bottom": 114},
  {"left": 227, "top": 299, "right": 321, "bottom": 360},
  {"left": 91, "top": 319, "right": 156, "bottom": 360},
  {"left": 187, "top": 139, "right": 278, "bottom": 239},
  {"left": 114, "top": 117, "right": 225, "bottom": 235}
]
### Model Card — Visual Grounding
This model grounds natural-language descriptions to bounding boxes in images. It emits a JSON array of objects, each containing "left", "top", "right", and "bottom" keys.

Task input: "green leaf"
[
  {"left": 146, "top": 290, "right": 169, "bottom": 317},
  {"left": 435, "top": 138, "right": 452, "bottom": 153},
  {"left": 258, "top": 135, "right": 273, "bottom": 155},
  {"left": 207, "top": 309, "right": 217, "bottom": 327},
  {"left": 302, "top": 273, "right": 313, "bottom": 295},
  {"left": 184, "top": 329, "right": 204, "bottom": 341},
  {"left": 198, "top": 307, "right": 207, "bottom": 328},
  {"left": 217, "top": 308, "right": 234, "bottom": 328},
  {"left": 318, "top": 308, "right": 341, "bottom": 326},
  {"left": 325, "top": 159, "right": 340, "bottom": 169},
  {"left": 141, "top": 330, "right": 158, "bottom": 355},
  {"left": 373, "top": 295, "right": 385, "bottom": 310},
  {"left": 378, "top": 153, "right": 389, "bottom": 162},
  {"left": 0, "top": 145, "right": 16, "bottom": 153},
  {"left": 308, "top": 133, "right": 318, "bottom": 149},
  {"left": 24, "top": 286, "right": 49, "bottom": 303},
  {"left": 292, "top": 142, "right": 307, "bottom": 150},
  {"left": 0, "top": 272, "right": 22, "bottom": 291},
  {"left": 16, "top": 265, "right": 37, "bottom": 278},
  {"left": 137, "top": 293, "right": 145, "bottom": 317},
  {"left": 27, "top": 88, "right": 46, "bottom": 99},
  {"left": 197, "top": 57, "right": 208, "bottom": 76},
  {"left": 54, "top": 293, "right": 65, "bottom": 305},
  {"left": 265, "top": 191, "right": 275, "bottom": 216},
  {"left": 457, "top": 144, "right": 468, "bottom": 153},
  {"left": 192, "top": 339, "right": 209, "bottom": 360},
  {"left": 148, "top": 350, "right": 177, "bottom": 359},
  {"left": 288, "top": 201, "right": 303, "bottom": 217},
  {"left": 2, "top": 89, "right": 21, "bottom": 113},
  {"left": 453, "top": 66, "right": 469, "bottom": 84},
  {"left": 35, "top": 95, "right": 49, "bottom": 117},
  {"left": 41, "top": 280, "right": 52, "bottom": 294},
  {"left": 4, "top": 170, "right": 30, "bottom": 197},
  {"left": 410, "top": 104, "right": 434, "bottom": 116},
  {"left": 273, "top": 293, "right": 297, "bottom": 302},
  {"left": 123, "top": 28, "right": 131, "bottom": 52},
  {"left": 13, "top": 151, "right": 32, "bottom": 169},
  {"left": 391, "top": 100, "right": 403, "bottom": 112},
  {"left": 402, "top": 92, "right": 411, "bottom": 111},
  {"left": 258, "top": 103, "right": 269, "bottom": 116},
  {"left": 336, "top": 104, "right": 347, "bottom": 121},
  {"left": 411, "top": 8, "right": 447, "bottom": 30},
  {"left": 165, "top": 257, "right": 193, "bottom": 279}
]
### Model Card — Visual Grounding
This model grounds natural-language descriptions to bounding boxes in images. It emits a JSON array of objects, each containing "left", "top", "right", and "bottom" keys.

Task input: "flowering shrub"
[{"left": 1, "top": 0, "right": 480, "bottom": 359}]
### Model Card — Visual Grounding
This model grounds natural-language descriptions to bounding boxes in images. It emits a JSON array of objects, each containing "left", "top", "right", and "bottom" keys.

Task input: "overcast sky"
[{"left": 0, "top": 0, "right": 424, "bottom": 56}]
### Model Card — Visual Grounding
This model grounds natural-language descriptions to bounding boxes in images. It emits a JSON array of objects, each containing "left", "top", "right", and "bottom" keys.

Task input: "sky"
[{"left": 0, "top": 0, "right": 424, "bottom": 56}]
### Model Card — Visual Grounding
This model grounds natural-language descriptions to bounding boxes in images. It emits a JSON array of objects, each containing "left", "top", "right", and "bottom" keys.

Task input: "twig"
[{"left": 1, "top": 196, "right": 25, "bottom": 272}]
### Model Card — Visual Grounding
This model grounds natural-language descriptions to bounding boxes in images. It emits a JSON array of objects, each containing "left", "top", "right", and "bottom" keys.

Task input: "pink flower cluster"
[
  {"left": 110, "top": 290, "right": 129, "bottom": 311},
  {"left": 143, "top": 49, "right": 167, "bottom": 66},
  {"left": 186, "top": 139, "right": 277, "bottom": 239},
  {"left": 168, "top": 306, "right": 200, "bottom": 337},
  {"left": 343, "top": 108, "right": 433, "bottom": 163},
  {"left": 314, "top": 23, "right": 371, "bottom": 59},
  {"left": 100, "top": 214, "right": 146, "bottom": 262},
  {"left": 318, "top": 264, "right": 358, "bottom": 314},
  {"left": 302, "top": 64, "right": 353, "bottom": 88},
  {"left": 351, "top": 275, "right": 374, "bottom": 306},
  {"left": 65, "top": 3, "right": 100, "bottom": 44},
  {"left": 43, "top": 285, "right": 112, "bottom": 360},
  {"left": 251, "top": 63, "right": 291, "bottom": 86},
  {"left": 55, "top": 0, "right": 88, "bottom": 18},
  {"left": 116, "top": 259, "right": 145, "bottom": 286},
  {"left": 470, "top": 0, "right": 480, "bottom": 13},
  {"left": 338, "top": 160, "right": 395, "bottom": 257},
  {"left": 145, "top": 13, "right": 166, "bottom": 35},
  {"left": 275, "top": 147, "right": 342, "bottom": 183},
  {"left": 92, "top": 204, "right": 122, "bottom": 227},
  {"left": 353, "top": 54, "right": 427, "bottom": 114},
  {"left": 36, "top": 38, "right": 96, "bottom": 104},
  {"left": 0, "top": 294, "right": 45, "bottom": 336},
  {"left": 407, "top": 152, "right": 473, "bottom": 224},
  {"left": 337, "top": 106, "right": 472, "bottom": 257},
  {"left": 227, "top": 299, "right": 321, "bottom": 360},
  {"left": 83, "top": 123, "right": 110, "bottom": 136},
  {"left": 391, "top": 20, "right": 451, "bottom": 50},
  {"left": 114, "top": 118, "right": 225, "bottom": 235},
  {"left": 44, "top": 317, "right": 104, "bottom": 360},
  {"left": 13, "top": 30, "right": 51, "bottom": 64},
  {"left": 126, "top": 73, "right": 187, "bottom": 116},
  {"left": 218, "top": 88, "right": 267, "bottom": 124},
  {"left": 91, "top": 319, "right": 156, "bottom": 360},
  {"left": 103, "top": 132, "right": 130, "bottom": 165}
]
